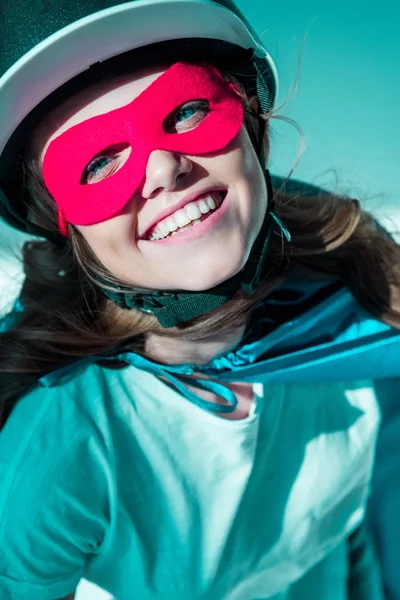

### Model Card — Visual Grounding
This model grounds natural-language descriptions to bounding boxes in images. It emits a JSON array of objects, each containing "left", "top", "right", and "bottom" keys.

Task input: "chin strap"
[{"left": 100, "top": 169, "right": 291, "bottom": 328}]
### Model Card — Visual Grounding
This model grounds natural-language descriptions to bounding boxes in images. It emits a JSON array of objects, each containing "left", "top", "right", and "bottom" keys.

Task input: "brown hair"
[{"left": 1, "top": 64, "right": 400, "bottom": 427}]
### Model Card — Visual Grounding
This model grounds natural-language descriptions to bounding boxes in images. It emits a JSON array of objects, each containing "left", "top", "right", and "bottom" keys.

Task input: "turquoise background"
[{"left": 240, "top": 0, "right": 399, "bottom": 208}]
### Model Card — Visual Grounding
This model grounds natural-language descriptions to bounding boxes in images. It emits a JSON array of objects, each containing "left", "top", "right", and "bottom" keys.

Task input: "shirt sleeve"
[{"left": 0, "top": 381, "right": 115, "bottom": 599}]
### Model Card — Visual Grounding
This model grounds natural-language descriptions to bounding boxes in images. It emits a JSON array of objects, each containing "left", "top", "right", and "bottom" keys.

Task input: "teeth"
[
  {"left": 165, "top": 216, "right": 178, "bottom": 232},
  {"left": 158, "top": 220, "right": 170, "bottom": 237},
  {"left": 174, "top": 209, "right": 191, "bottom": 227},
  {"left": 186, "top": 202, "right": 202, "bottom": 220},
  {"left": 148, "top": 191, "right": 225, "bottom": 240},
  {"left": 170, "top": 219, "right": 203, "bottom": 236},
  {"left": 199, "top": 200, "right": 210, "bottom": 214},
  {"left": 206, "top": 196, "right": 216, "bottom": 210}
]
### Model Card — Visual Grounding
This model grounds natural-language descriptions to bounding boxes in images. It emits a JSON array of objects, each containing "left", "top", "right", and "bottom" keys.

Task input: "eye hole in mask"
[
  {"left": 80, "top": 142, "right": 132, "bottom": 185},
  {"left": 163, "top": 98, "right": 210, "bottom": 133},
  {"left": 81, "top": 99, "right": 210, "bottom": 185}
]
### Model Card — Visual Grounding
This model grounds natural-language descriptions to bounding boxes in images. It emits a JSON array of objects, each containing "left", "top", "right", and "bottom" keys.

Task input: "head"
[{"left": 27, "top": 60, "right": 270, "bottom": 296}]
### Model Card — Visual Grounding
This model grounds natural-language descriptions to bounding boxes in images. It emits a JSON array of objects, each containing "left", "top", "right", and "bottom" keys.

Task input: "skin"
[{"left": 33, "top": 63, "right": 268, "bottom": 367}]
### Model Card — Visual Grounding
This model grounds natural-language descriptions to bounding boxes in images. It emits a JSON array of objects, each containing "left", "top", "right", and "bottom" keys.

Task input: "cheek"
[
  {"left": 231, "top": 128, "right": 268, "bottom": 205},
  {"left": 76, "top": 215, "right": 134, "bottom": 263},
  {"left": 78, "top": 211, "right": 133, "bottom": 240},
  {"left": 224, "top": 126, "right": 264, "bottom": 178},
  {"left": 241, "top": 128, "right": 264, "bottom": 178}
]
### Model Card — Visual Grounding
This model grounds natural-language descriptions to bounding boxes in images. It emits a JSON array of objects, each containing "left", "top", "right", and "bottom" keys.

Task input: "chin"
[{"left": 179, "top": 263, "right": 245, "bottom": 292}]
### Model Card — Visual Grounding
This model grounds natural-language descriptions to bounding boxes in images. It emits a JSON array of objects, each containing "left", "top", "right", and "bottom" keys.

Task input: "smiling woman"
[{"left": 0, "top": 0, "right": 398, "bottom": 599}]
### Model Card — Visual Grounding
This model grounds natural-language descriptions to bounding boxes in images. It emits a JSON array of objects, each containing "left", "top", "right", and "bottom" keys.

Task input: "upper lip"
[{"left": 139, "top": 186, "right": 227, "bottom": 239}]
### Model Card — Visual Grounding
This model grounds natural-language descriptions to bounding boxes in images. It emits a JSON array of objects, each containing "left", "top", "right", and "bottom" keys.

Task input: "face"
[{"left": 34, "top": 63, "right": 269, "bottom": 292}]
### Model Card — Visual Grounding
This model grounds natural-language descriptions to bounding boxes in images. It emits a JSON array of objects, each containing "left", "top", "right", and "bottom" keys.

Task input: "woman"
[{"left": 0, "top": 0, "right": 397, "bottom": 598}]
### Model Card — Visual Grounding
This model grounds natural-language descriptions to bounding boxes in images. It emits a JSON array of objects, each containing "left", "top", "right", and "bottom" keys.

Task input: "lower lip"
[{"left": 143, "top": 192, "right": 230, "bottom": 246}]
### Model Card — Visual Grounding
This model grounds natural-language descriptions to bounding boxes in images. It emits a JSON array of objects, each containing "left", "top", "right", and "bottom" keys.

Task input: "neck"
[{"left": 144, "top": 322, "right": 247, "bottom": 367}]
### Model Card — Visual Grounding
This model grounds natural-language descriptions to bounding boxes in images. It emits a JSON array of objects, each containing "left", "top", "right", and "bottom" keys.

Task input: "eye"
[
  {"left": 81, "top": 143, "right": 131, "bottom": 185},
  {"left": 164, "top": 100, "right": 209, "bottom": 133}
]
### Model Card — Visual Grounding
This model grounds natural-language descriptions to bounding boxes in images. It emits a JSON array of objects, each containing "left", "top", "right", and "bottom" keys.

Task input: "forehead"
[{"left": 33, "top": 63, "right": 170, "bottom": 165}]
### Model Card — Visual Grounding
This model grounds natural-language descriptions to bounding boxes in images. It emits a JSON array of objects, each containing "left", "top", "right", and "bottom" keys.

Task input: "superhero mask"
[{"left": 42, "top": 61, "right": 244, "bottom": 236}]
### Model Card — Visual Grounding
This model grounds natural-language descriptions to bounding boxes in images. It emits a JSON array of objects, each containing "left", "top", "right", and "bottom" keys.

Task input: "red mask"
[{"left": 42, "top": 62, "right": 244, "bottom": 236}]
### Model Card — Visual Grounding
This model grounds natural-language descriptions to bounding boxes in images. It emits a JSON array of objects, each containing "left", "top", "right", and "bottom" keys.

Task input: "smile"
[
  {"left": 147, "top": 190, "right": 226, "bottom": 241},
  {"left": 141, "top": 189, "right": 230, "bottom": 247}
]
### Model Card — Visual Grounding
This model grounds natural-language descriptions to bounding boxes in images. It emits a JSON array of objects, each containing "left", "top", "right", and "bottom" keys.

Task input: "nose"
[{"left": 141, "top": 149, "right": 193, "bottom": 198}]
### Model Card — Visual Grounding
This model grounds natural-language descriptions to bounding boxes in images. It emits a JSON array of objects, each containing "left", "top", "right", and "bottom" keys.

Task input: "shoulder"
[
  {"left": 1, "top": 361, "right": 112, "bottom": 458},
  {"left": 1, "top": 357, "right": 161, "bottom": 462},
  {"left": 0, "top": 361, "right": 119, "bottom": 490},
  {"left": 0, "top": 358, "right": 154, "bottom": 497}
]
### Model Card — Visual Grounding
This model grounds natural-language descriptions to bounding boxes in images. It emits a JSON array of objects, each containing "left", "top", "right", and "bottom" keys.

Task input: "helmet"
[{"left": 0, "top": 0, "right": 284, "bottom": 327}]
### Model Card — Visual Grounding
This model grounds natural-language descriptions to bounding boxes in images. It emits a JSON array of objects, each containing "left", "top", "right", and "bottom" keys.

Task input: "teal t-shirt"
[{"left": 0, "top": 362, "right": 380, "bottom": 599}]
